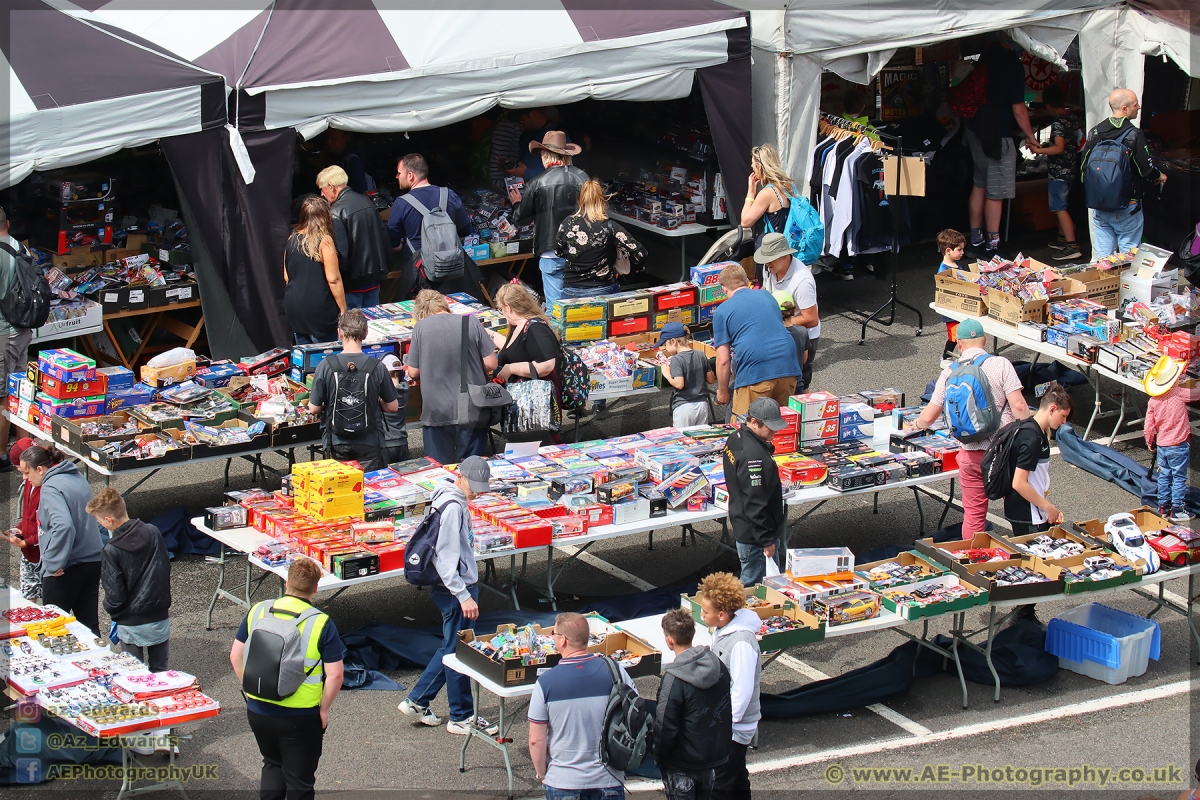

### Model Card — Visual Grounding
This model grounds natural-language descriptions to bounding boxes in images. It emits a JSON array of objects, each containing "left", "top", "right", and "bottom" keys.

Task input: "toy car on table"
[
  {"left": 1104, "top": 513, "right": 1160, "bottom": 573},
  {"left": 1145, "top": 525, "right": 1200, "bottom": 568}
]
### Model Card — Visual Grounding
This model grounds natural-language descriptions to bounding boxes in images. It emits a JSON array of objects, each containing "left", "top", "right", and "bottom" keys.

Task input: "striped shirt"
[
  {"left": 929, "top": 347, "right": 1023, "bottom": 450},
  {"left": 489, "top": 118, "right": 523, "bottom": 190}
]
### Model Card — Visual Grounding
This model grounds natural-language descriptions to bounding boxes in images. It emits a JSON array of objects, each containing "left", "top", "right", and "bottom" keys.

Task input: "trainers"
[
  {"left": 0, "top": 457, "right": 13, "bottom": 474},
  {"left": 1159, "top": 505, "right": 1170, "bottom": 518},
  {"left": 832, "top": 265, "right": 855, "bottom": 281},
  {"left": 1047, "top": 238, "right": 1071, "bottom": 251},
  {"left": 1170, "top": 509, "right": 1193, "bottom": 523},
  {"left": 398, "top": 699, "right": 442, "bottom": 726},
  {"left": 447, "top": 716, "right": 499, "bottom": 736},
  {"left": 1052, "top": 246, "right": 1082, "bottom": 261}
]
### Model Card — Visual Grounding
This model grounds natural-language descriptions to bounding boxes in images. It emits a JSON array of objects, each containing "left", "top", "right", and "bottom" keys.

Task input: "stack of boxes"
[
  {"left": 690, "top": 263, "right": 730, "bottom": 326},
  {"left": 29, "top": 350, "right": 106, "bottom": 430},
  {"left": 788, "top": 392, "right": 840, "bottom": 447},
  {"left": 766, "top": 546, "right": 880, "bottom": 625},
  {"left": 292, "top": 460, "right": 365, "bottom": 522}
]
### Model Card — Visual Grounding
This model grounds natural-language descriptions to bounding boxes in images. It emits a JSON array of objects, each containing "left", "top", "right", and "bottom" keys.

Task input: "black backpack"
[
  {"left": 329, "top": 356, "right": 378, "bottom": 438},
  {"left": 1083, "top": 126, "right": 1136, "bottom": 211},
  {"left": 403, "top": 500, "right": 463, "bottom": 586},
  {"left": 598, "top": 656, "right": 653, "bottom": 772},
  {"left": 981, "top": 418, "right": 1041, "bottom": 501},
  {"left": 0, "top": 242, "right": 51, "bottom": 329}
]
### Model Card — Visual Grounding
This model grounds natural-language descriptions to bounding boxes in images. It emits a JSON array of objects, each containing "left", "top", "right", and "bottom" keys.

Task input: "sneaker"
[
  {"left": 1159, "top": 505, "right": 1170, "bottom": 518},
  {"left": 447, "top": 716, "right": 499, "bottom": 736},
  {"left": 0, "top": 457, "right": 13, "bottom": 474},
  {"left": 832, "top": 265, "right": 855, "bottom": 281},
  {"left": 1052, "top": 246, "right": 1082, "bottom": 261},
  {"left": 863, "top": 263, "right": 875, "bottom": 273},
  {"left": 398, "top": 699, "right": 442, "bottom": 726},
  {"left": 1047, "top": 238, "right": 1071, "bottom": 251},
  {"left": 1170, "top": 509, "right": 1193, "bottom": 523}
]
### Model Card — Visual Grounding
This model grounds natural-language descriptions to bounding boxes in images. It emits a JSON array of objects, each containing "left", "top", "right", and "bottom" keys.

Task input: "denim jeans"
[
  {"left": 540, "top": 256, "right": 566, "bottom": 304},
  {"left": 560, "top": 282, "right": 621, "bottom": 299},
  {"left": 1157, "top": 442, "right": 1190, "bottom": 510},
  {"left": 1092, "top": 205, "right": 1144, "bottom": 258},
  {"left": 422, "top": 425, "right": 488, "bottom": 465},
  {"left": 344, "top": 287, "right": 380, "bottom": 309},
  {"left": 408, "top": 584, "right": 478, "bottom": 721},
  {"left": 544, "top": 787, "right": 624, "bottom": 800},
  {"left": 736, "top": 540, "right": 777, "bottom": 587}
]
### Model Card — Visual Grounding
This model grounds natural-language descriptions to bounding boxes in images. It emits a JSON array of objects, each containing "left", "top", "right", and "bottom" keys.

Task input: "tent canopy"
[{"left": 1, "top": 0, "right": 226, "bottom": 189}]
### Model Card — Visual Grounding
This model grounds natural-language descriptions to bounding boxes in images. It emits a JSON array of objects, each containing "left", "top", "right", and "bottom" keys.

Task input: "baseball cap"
[
  {"left": 771, "top": 290, "right": 795, "bottom": 311},
  {"left": 753, "top": 232, "right": 797, "bottom": 264},
  {"left": 381, "top": 354, "right": 403, "bottom": 372},
  {"left": 956, "top": 318, "right": 985, "bottom": 340},
  {"left": 656, "top": 321, "right": 687, "bottom": 346},
  {"left": 747, "top": 398, "right": 788, "bottom": 431},
  {"left": 457, "top": 456, "right": 491, "bottom": 493},
  {"left": 8, "top": 437, "right": 34, "bottom": 465}
]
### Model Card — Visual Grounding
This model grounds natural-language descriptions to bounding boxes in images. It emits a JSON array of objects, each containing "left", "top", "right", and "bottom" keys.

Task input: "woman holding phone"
[{"left": 4, "top": 439, "right": 42, "bottom": 602}]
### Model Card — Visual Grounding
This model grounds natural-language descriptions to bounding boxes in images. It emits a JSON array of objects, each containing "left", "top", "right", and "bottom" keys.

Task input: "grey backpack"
[
  {"left": 241, "top": 602, "right": 324, "bottom": 701},
  {"left": 402, "top": 187, "right": 465, "bottom": 281}
]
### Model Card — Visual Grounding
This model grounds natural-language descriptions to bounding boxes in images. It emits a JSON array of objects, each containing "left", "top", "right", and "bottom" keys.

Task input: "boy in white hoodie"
[{"left": 699, "top": 572, "right": 760, "bottom": 799}]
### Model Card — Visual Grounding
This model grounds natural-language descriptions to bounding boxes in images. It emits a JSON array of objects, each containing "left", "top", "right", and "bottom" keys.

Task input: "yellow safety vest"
[{"left": 244, "top": 595, "right": 329, "bottom": 709}]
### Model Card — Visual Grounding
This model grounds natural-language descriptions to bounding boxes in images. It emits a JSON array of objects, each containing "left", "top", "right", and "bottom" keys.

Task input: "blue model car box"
[
  {"left": 97, "top": 366, "right": 135, "bottom": 392},
  {"left": 291, "top": 341, "right": 342, "bottom": 370},
  {"left": 37, "top": 392, "right": 105, "bottom": 419},
  {"left": 38, "top": 349, "right": 96, "bottom": 383},
  {"left": 106, "top": 383, "right": 157, "bottom": 413},
  {"left": 195, "top": 361, "right": 245, "bottom": 388},
  {"left": 689, "top": 262, "right": 728, "bottom": 287},
  {"left": 839, "top": 403, "right": 875, "bottom": 426}
]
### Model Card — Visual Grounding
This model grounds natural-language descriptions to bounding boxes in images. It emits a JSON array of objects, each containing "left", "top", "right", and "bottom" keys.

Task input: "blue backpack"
[
  {"left": 1083, "top": 126, "right": 1136, "bottom": 211},
  {"left": 941, "top": 354, "right": 1001, "bottom": 443},
  {"left": 764, "top": 187, "right": 824, "bottom": 265},
  {"left": 403, "top": 500, "right": 463, "bottom": 586}
]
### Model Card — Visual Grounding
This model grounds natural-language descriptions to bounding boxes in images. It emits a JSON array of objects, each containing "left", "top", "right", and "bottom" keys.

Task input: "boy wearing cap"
[
  {"left": 759, "top": 232, "right": 820, "bottom": 389},
  {"left": 399, "top": 456, "right": 499, "bottom": 736},
  {"left": 723, "top": 398, "right": 788, "bottom": 586},
  {"left": 379, "top": 354, "right": 410, "bottom": 465},
  {"left": 1145, "top": 356, "right": 1192, "bottom": 522},
  {"left": 773, "top": 291, "right": 811, "bottom": 391},
  {"left": 659, "top": 322, "right": 715, "bottom": 429}
]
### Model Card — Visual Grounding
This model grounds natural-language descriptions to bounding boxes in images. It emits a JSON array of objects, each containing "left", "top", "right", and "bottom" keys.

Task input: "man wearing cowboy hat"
[{"left": 509, "top": 130, "right": 588, "bottom": 304}]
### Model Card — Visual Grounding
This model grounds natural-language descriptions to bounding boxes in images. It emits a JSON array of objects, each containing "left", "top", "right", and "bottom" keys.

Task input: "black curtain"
[
  {"left": 697, "top": 24, "right": 752, "bottom": 217},
  {"left": 162, "top": 127, "right": 296, "bottom": 354}
]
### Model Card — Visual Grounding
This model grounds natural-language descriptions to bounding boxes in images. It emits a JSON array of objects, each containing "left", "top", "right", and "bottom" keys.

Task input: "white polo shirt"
[{"left": 763, "top": 256, "right": 820, "bottom": 340}]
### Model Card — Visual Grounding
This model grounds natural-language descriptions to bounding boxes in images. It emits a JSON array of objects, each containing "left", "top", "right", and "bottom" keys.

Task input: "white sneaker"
[
  {"left": 447, "top": 716, "right": 499, "bottom": 736},
  {"left": 398, "top": 699, "right": 442, "bottom": 726},
  {"left": 1170, "top": 510, "right": 1193, "bottom": 523}
]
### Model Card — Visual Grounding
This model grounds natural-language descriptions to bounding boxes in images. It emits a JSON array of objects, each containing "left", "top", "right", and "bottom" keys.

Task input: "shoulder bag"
[{"left": 457, "top": 315, "right": 511, "bottom": 429}]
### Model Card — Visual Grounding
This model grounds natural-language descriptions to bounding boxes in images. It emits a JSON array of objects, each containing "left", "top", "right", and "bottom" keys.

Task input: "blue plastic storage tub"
[{"left": 1045, "top": 603, "right": 1160, "bottom": 685}]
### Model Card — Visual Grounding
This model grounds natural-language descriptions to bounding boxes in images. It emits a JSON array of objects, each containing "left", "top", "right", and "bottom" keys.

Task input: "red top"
[
  {"left": 18, "top": 481, "right": 40, "bottom": 563},
  {"left": 1145, "top": 386, "right": 1191, "bottom": 448}
]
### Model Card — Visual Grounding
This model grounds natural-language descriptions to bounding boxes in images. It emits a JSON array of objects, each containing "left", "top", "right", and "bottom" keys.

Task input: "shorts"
[
  {"left": 0, "top": 328, "right": 33, "bottom": 399},
  {"left": 964, "top": 127, "right": 1016, "bottom": 201},
  {"left": 1048, "top": 179, "right": 1070, "bottom": 212},
  {"left": 731, "top": 377, "right": 796, "bottom": 417}
]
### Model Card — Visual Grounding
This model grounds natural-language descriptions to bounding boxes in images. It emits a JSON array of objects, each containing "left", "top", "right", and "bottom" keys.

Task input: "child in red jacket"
[{"left": 1145, "top": 358, "right": 1191, "bottom": 523}]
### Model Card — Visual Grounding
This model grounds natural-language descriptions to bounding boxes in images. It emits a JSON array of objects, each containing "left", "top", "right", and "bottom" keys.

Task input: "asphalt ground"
[{"left": 1, "top": 229, "right": 1196, "bottom": 799}]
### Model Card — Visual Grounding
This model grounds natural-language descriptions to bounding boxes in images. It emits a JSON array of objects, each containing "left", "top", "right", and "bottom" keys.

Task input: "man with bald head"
[{"left": 1081, "top": 87, "right": 1166, "bottom": 257}]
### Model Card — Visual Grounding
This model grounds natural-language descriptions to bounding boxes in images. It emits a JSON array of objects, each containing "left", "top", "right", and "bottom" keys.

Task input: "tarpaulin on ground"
[
  {"left": 150, "top": 506, "right": 218, "bottom": 557},
  {"left": 578, "top": 583, "right": 700, "bottom": 623}
]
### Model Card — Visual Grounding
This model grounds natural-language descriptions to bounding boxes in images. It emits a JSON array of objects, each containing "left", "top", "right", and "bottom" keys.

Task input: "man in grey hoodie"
[
  {"left": 398, "top": 456, "right": 498, "bottom": 736},
  {"left": 655, "top": 608, "right": 732, "bottom": 800},
  {"left": 20, "top": 446, "right": 104, "bottom": 634},
  {"left": 699, "top": 572, "right": 761, "bottom": 800}
]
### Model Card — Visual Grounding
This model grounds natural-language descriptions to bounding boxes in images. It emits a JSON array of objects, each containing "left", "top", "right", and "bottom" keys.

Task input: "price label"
[
  {"left": 506, "top": 242, "right": 520, "bottom": 254},
  {"left": 103, "top": 293, "right": 118, "bottom": 303},
  {"left": 158, "top": 249, "right": 169, "bottom": 262},
  {"left": 178, "top": 286, "right": 192, "bottom": 300},
  {"left": 128, "top": 290, "right": 144, "bottom": 304}
]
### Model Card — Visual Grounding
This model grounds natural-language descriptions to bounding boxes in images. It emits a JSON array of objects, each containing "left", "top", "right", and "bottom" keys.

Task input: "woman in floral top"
[{"left": 554, "top": 179, "right": 648, "bottom": 298}]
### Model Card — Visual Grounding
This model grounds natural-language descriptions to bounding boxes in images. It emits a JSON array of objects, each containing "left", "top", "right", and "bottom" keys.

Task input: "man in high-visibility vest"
[{"left": 230, "top": 558, "right": 344, "bottom": 800}]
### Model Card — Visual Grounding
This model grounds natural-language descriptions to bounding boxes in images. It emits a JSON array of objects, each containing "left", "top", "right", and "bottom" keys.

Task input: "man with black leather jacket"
[
  {"left": 318, "top": 165, "right": 391, "bottom": 309},
  {"left": 655, "top": 608, "right": 732, "bottom": 800},
  {"left": 723, "top": 397, "right": 788, "bottom": 587},
  {"left": 508, "top": 131, "right": 587, "bottom": 304},
  {"left": 88, "top": 488, "right": 171, "bottom": 672}
]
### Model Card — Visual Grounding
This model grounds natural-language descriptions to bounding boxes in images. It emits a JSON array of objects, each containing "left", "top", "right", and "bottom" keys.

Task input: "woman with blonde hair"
[
  {"left": 412, "top": 287, "right": 450, "bottom": 321},
  {"left": 740, "top": 143, "right": 793, "bottom": 242},
  {"left": 554, "top": 179, "right": 647, "bottom": 299},
  {"left": 490, "top": 282, "right": 563, "bottom": 443},
  {"left": 284, "top": 195, "right": 346, "bottom": 344}
]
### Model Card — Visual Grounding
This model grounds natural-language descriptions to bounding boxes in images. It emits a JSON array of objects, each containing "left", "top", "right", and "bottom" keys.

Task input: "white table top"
[
  {"left": 988, "top": 561, "right": 1200, "bottom": 608},
  {"left": 610, "top": 212, "right": 729, "bottom": 239},
  {"left": 3, "top": 411, "right": 111, "bottom": 476},
  {"left": 930, "top": 303, "right": 1147, "bottom": 395},
  {"left": 588, "top": 386, "right": 661, "bottom": 402},
  {"left": 442, "top": 653, "right": 537, "bottom": 698}
]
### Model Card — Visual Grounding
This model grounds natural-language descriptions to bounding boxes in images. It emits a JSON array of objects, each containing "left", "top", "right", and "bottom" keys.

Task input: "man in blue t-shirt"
[
  {"left": 230, "top": 558, "right": 344, "bottom": 800},
  {"left": 388, "top": 153, "right": 475, "bottom": 297},
  {"left": 712, "top": 263, "right": 801, "bottom": 417}
]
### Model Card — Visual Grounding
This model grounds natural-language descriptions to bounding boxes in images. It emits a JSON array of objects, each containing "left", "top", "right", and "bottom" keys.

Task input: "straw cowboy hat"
[
  {"left": 1144, "top": 354, "right": 1185, "bottom": 397},
  {"left": 528, "top": 130, "right": 581, "bottom": 156}
]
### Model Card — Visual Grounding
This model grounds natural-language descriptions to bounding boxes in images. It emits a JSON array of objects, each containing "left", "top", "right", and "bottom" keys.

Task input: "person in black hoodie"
[
  {"left": 723, "top": 397, "right": 788, "bottom": 586},
  {"left": 87, "top": 488, "right": 171, "bottom": 671},
  {"left": 654, "top": 608, "right": 732, "bottom": 800}
]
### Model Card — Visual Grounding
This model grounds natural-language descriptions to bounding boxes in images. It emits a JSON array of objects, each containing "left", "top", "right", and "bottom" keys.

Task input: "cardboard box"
[
  {"left": 698, "top": 284, "right": 726, "bottom": 306},
  {"left": 586, "top": 628, "right": 662, "bottom": 679},
  {"left": 588, "top": 362, "right": 657, "bottom": 394},
  {"left": 141, "top": 360, "right": 197, "bottom": 388},
  {"left": 786, "top": 546, "right": 854, "bottom": 580},
  {"left": 953, "top": 557, "right": 1065, "bottom": 601},
  {"left": 1045, "top": 553, "right": 1142, "bottom": 594},
  {"left": 1073, "top": 508, "right": 1170, "bottom": 547},
  {"left": 105, "top": 383, "right": 157, "bottom": 413},
  {"left": 37, "top": 392, "right": 105, "bottom": 419},
  {"left": 999, "top": 525, "right": 1109, "bottom": 559},
  {"left": 881, "top": 155, "right": 925, "bottom": 196},
  {"left": 607, "top": 315, "right": 651, "bottom": 337},
  {"left": 788, "top": 391, "right": 839, "bottom": 421},
  {"left": 855, "top": 550, "right": 948, "bottom": 590},
  {"left": 37, "top": 349, "right": 96, "bottom": 383},
  {"left": 987, "top": 289, "right": 1046, "bottom": 327},
  {"left": 1053, "top": 269, "right": 1121, "bottom": 308},
  {"left": 187, "top": 419, "right": 270, "bottom": 459},
  {"left": 456, "top": 624, "right": 562, "bottom": 686},
  {"left": 1118, "top": 267, "right": 1177, "bottom": 307},
  {"left": 38, "top": 373, "right": 107, "bottom": 400},
  {"left": 86, "top": 431, "right": 191, "bottom": 471},
  {"left": 554, "top": 320, "right": 606, "bottom": 343},
  {"left": 914, "top": 532, "right": 1016, "bottom": 568},
  {"left": 682, "top": 585, "right": 825, "bottom": 649},
  {"left": 879, "top": 574, "right": 988, "bottom": 620},
  {"left": 52, "top": 411, "right": 153, "bottom": 452},
  {"left": 606, "top": 293, "right": 651, "bottom": 319},
  {"left": 935, "top": 266, "right": 986, "bottom": 316}
]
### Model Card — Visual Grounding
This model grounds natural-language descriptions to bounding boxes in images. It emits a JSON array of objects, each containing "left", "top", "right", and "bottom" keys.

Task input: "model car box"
[
  {"left": 813, "top": 589, "right": 881, "bottom": 626},
  {"left": 839, "top": 422, "right": 873, "bottom": 442},
  {"left": 682, "top": 585, "right": 825, "bottom": 648},
  {"left": 855, "top": 551, "right": 949, "bottom": 590},
  {"left": 788, "top": 391, "right": 839, "bottom": 421},
  {"left": 105, "top": 383, "right": 157, "bottom": 413},
  {"left": 610, "top": 496, "right": 651, "bottom": 526},
  {"left": 555, "top": 320, "right": 606, "bottom": 343},
  {"left": 550, "top": 297, "right": 607, "bottom": 324},
  {"left": 659, "top": 465, "right": 708, "bottom": 508},
  {"left": 652, "top": 306, "right": 697, "bottom": 329},
  {"left": 698, "top": 283, "right": 726, "bottom": 306},
  {"left": 331, "top": 551, "right": 380, "bottom": 580},
  {"left": 953, "top": 556, "right": 1066, "bottom": 601},
  {"left": 987, "top": 289, "right": 1047, "bottom": 327},
  {"left": 141, "top": 359, "right": 197, "bottom": 388},
  {"left": 914, "top": 532, "right": 1015, "bottom": 568},
  {"left": 650, "top": 283, "right": 699, "bottom": 312},
  {"left": 770, "top": 430, "right": 797, "bottom": 454},
  {"left": 456, "top": 624, "right": 563, "bottom": 686},
  {"left": 607, "top": 315, "right": 652, "bottom": 337},
  {"left": 194, "top": 361, "right": 246, "bottom": 389},
  {"left": 934, "top": 264, "right": 986, "bottom": 316},
  {"left": 638, "top": 486, "right": 669, "bottom": 517},
  {"left": 36, "top": 392, "right": 105, "bottom": 420},
  {"left": 786, "top": 547, "right": 855, "bottom": 581},
  {"left": 147, "top": 279, "right": 199, "bottom": 308},
  {"left": 52, "top": 411, "right": 154, "bottom": 452},
  {"left": 858, "top": 388, "right": 905, "bottom": 412},
  {"left": 38, "top": 349, "right": 96, "bottom": 383},
  {"left": 839, "top": 402, "right": 875, "bottom": 426},
  {"left": 586, "top": 627, "right": 661, "bottom": 679},
  {"left": 774, "top": 454, "right": 827, "bottom": 488},
  {"left": 999, "top": 525, "right": 1109, "bottom": 559},
  {"left": 606, "top": 292, "right": 651, "bottom": 319},
  {"left": 879, "top": 574, "right": 988, "bottom": 620},
  {"left": 689, "top": 262, "right": 727, "bottom": 286},
  {"left": 86, "top": 430, "right": 191, "bottom": 472},
  {"left": 94, "top": 366, "right": 133, "bottom": 393},
  {"left": 39, "top": 372, "right": 107, "bottom": 400},
  {"left": 1044, "top": 553, "right": 1142, "bottom": 594},
  {"left": 799, "top": 417, "right": 839, "bottom": 443}
]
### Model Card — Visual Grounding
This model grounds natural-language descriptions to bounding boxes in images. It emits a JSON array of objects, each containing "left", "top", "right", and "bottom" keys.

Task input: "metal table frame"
[
  {"left": 442, "top": 653, "right": 532, "bottom": 800},
  {"left": 609, "top": 212, "right": 730, "bottom": 282}
]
